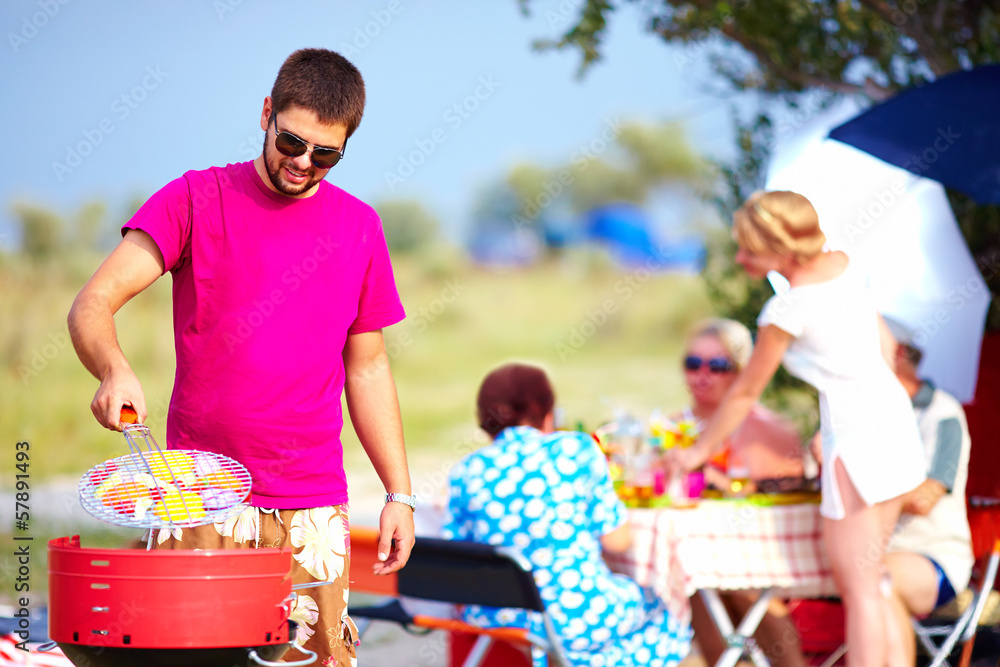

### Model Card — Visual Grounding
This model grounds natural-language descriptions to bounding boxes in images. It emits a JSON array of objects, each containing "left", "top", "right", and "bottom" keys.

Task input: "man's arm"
[
  {"left": 343, "top": 329, "right": 414, "bottom": 575},
  {"left": 68, "top": 229, "right": 165, "bottom": 430},
  {"left": 900, "top": 478, "right": 947, "bottom": 516},
  {"left": 902, "top": 417, "right": 964, "bottom": 516}
]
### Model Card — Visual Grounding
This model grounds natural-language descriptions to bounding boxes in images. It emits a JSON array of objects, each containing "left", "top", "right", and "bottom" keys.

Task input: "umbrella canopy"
[
  {"left": 766, "top": 100, "right": 990, "bottom": 403},
  {"left": 829, "top": 64, "right": 1000, "bottom": 204}
]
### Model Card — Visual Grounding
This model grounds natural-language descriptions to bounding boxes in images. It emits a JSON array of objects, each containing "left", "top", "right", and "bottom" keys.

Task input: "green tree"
[
  {"left": 616, "top": 122, "right": 708, "bottom": 187},
  {"left": 567, "top": 121, "right": 710, "bottom": 213},
  {"left": 373, "top": 199, "right": 440, "bottom": 253},
  {"left": 517, "top": 0, "right": 1000, "bottom": 328},
  {"left": 12, "top": 201, "right": 64, "bottom": 260},
  {"left": 75, "top": 201, "right": 107, "bottom": 251},
  {"left": 475, "top": 120, "right": 710, "bottom": 248}
]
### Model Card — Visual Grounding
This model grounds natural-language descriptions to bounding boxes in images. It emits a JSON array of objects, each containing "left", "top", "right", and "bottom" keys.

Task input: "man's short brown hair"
[{"left": 270, "top": 48, "right": 366, "bottom": 138}]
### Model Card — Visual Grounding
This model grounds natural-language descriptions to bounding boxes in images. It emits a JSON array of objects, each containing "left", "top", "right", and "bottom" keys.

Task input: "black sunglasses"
[
  {"left": 683, "top": 355, "right": 736, "bottom": 373},
  {"left": 271, "top": 113, "right": 345, "bottom": 169}
]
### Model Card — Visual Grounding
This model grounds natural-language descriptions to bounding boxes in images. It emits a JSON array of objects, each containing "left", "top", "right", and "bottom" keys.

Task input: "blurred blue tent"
[
  {"left": 585, "top": 203, "right": 704, "bottom": 271},
  {"left": 466, "top": 202, "right": 704, "bottom": 271}
]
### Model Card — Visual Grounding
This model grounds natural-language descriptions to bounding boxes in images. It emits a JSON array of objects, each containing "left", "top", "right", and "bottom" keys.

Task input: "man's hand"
[
  {"left": 372, "top": 501, "right": 415, "bottom": 575},
  {"left": 91, "top": 364, "right": 148, "bottom": 431}
]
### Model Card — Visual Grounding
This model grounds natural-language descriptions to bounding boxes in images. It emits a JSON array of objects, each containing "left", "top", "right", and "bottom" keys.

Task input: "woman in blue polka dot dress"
[{"left": 441, "top": 363, "right": 691, "bottom": 667}]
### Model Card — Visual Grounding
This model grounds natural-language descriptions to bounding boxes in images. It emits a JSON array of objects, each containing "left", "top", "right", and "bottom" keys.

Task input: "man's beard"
[{"left": 262, "top": 139, "right": 324, "bottom": 196}]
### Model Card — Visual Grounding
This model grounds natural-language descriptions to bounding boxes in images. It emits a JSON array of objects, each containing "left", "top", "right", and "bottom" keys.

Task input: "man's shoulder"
[
  {"left": 168, "top": 161, "right": 247, "bottom": 195},
  {"left": 926, "top": 383, "right": 967, "bottom": 417},
  {"left": 318, "top": 182, "right": 379, "bottom": 221}
]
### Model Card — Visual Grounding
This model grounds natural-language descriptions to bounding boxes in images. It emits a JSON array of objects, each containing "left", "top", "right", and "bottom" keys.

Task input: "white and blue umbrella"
[{"left": 764, "top": 99, "right": 990, "bottom": 402}]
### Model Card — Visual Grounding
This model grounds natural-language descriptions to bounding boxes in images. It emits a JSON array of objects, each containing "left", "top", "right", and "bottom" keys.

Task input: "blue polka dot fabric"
[{"left": 442, "top": 426, "right": 691, "bottom": 666}]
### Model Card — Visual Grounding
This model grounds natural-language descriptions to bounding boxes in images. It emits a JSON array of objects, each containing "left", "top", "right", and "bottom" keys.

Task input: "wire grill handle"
[
  {"left": 120, "top": 405, "right": 139, "bottom": 425},
  {"left": 119, "top": 408, "right": 201, "bottom": 524}
]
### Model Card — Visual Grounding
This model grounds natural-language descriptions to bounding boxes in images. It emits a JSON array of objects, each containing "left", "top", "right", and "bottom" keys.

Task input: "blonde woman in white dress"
[{"left": 671, "top": 191, "right": 925, "bottom": 667}]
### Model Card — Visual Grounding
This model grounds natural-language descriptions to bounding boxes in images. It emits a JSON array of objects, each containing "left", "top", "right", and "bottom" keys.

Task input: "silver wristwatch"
[{"left": 384, "top": 492, "right": 416, "bottom": 511}]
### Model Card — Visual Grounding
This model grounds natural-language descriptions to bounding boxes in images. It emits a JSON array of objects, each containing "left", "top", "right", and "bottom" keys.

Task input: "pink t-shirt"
[{"left": 123, "top": 160, "right": 405, "bottom": 509}]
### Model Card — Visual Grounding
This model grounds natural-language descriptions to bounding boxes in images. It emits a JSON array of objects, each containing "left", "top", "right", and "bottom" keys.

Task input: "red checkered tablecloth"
[{"left": 604, "top": 500, "right": 837, "bottom": 621}]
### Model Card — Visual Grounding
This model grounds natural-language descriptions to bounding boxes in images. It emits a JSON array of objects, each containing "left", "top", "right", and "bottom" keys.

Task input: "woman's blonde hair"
[
  {"left": 732, "top": 190, "right": 826, "bottom": 262},
  {"left": 687, "top": 318, "right": 753, "bottom": 371}
]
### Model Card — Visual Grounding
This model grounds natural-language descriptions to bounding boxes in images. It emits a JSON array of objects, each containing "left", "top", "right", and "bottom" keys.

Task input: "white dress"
[{"left": 757, "top": 260, "right": 925, "bottom": 520}]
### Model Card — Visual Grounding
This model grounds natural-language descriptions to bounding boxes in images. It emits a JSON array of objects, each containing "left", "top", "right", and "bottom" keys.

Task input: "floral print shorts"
[{"left": 153, "top": 504, "right": 357, "bottom": 667}]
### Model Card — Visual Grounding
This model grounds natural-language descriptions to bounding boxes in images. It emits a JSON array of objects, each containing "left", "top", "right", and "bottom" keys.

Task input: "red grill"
[{"left": 48, "top": 536, "right": 306, "bottom": 667}]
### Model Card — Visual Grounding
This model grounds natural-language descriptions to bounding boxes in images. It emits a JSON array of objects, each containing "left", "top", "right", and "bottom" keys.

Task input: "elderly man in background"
[{"left": 883, "top": 318, "right": 974, "bottom": 666}]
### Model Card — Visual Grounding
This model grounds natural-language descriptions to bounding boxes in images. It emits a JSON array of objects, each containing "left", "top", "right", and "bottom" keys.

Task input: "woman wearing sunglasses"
[
  {"left": 673, "top": 317, "right": 804, "bottom": 496},
  {"left": 673, "top": 318, "right": 807, "bottom": 667},
  {"left": 669, "top": 191, "right": 925, "bottom": 667}
]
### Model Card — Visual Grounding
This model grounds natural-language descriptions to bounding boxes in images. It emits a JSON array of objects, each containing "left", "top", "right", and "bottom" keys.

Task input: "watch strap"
[{"left": 384, "top": 492, "right": 416, "bottom": 510}]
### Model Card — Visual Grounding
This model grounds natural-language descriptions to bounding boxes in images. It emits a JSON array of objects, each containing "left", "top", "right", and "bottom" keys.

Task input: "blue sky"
[{"left": 1, "top": 1, "right": 744, "bottom": 245}]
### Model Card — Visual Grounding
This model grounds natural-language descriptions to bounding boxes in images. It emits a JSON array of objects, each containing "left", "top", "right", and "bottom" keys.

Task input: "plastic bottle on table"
[{"left": 617, "top": 412, "right": 648, "bottom": 504}]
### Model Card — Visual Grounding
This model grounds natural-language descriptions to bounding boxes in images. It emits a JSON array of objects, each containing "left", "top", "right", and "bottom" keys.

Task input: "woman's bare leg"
[
  {"left": 876, "top": 496, "right": 909, "bottom": 667},
  {"left": 886, "top": 588, "right": 917, "bottom": 667},
  {"left": 884, "top": 549, "right": 940, "bottom": 666},
  {"left": 822, "top": 459, "right": 894, "bottom": 667}
]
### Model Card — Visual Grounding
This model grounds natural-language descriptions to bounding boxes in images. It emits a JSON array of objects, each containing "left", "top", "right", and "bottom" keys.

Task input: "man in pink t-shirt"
[{"left": 68, "top": 49, "right": 413, "bottom": 665}]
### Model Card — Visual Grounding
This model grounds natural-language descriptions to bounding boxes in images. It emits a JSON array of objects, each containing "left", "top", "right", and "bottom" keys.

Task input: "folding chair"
[
  {"left": 349, "top": 526, "right": 569, "bottom": 667},
  {"left": 911, "top": 538, "right": 1000, "bottom": 667}
]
